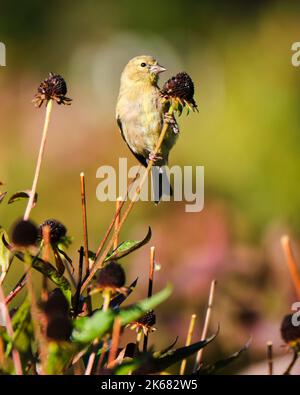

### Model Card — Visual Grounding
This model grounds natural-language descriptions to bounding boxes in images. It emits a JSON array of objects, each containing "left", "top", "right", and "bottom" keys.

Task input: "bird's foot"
[
  {"left": 149, "top": 151, "right": 163, "bottom": 163},
  {"left": 164, "top": 113, "right": 179, "bottom": 134}
]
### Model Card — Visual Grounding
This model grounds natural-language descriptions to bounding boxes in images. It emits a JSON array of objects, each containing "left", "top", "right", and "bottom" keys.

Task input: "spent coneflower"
[
  {"left": 39, "top": 219, "right": 67, "bottom": 244},
  {"left": 24, "top": 73, "right": 72, "bottom": 221},
  {"left": 129, "top": 310, "right": 157, "bottom": 336},
  {"left": 281, "top": 314, "right": 300, "bottom": 351},
  {"left": 11, "top": 219, "right": 38, "bottom": 247},
  {"left": 96, "top": 261, "right": 127, "bottom": 294},
  {"left": 32, "top": 72, "right": 72, "bottom": 108},
  {"left": 40, "top": 289, "right": 72, "bottom": 342},
  {"left": 161, "top": 72, "right": 198, "bottom": 114}
]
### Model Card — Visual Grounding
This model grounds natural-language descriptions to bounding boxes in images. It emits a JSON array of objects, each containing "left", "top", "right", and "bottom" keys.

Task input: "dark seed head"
[
  {"left": 39, "top": 219, "right": 67, "bottom": 244},
  {"left": 161, "top": 72, "right": 197, "bottom": 109},
  {"left": 138, "top": 310, "right": 156, "bottom": 327},
  {"left": 97, "top": 261, "right": 126, "bottom": 289},
  {"left": 281, "top": 314, "right": 300, "bottom": 347},
  {"left": 46, "top": 315, "right": 72, "bottom": 341},
  {"left": 42, "top": 288, "right": 69, "bottom": 316},
  {"left": 11, "top": 219, "right": 38, "bottom": 247},
  {"left": 33, "top": 73, "right": 72, "bottom": 107},
  {"left": 38, "top": 73, "right": 67, "bottom": 97}
]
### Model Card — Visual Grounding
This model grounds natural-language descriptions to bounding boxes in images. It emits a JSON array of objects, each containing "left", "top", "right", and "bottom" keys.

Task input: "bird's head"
[{"left": 121, "top": 55, "right": 166, "bottom": 85}]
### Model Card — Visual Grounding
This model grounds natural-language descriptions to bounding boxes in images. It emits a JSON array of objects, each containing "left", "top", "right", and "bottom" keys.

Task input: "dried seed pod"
[
  {"left": 161, "top": 72, "right": 198, "bottom": 112},
  {"left": 42, "top": 288, "right": 69, "bottom": 316},
  {"left": 11, "top": 219, "right": 38, "bottom": 247},
  {"left": 129, "top": 310, "right": 157, "bottom": 335},
  {"left": 97, "top": 261, "right": 126, "bottom": 291},
  {"left": 33, "top": 72, "right": 72, "bottom": 107},
  {"left": 46, "top": 315, "right": 72, "bottom": 341},
  {"left": 138, "top": 310, "right": 156, "bottom": 327},
  {"left": 281, "top": 314, "right": 300, "bottom": 350},
  {"left": 40, "top": 288, "right": 71, "bottom": 341},
  {"left": 39, "top": 219, "right": 67, "bottom": 244}
]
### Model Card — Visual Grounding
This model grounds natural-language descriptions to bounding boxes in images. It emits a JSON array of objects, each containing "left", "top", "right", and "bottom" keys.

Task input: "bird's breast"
[{"left": 117, "top": 85, "right": 163, "bottom": 155}]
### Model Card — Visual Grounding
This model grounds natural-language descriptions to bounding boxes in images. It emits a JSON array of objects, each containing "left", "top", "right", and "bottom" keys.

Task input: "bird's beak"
[{"left": 150, "top": 64, "right": 167, "bottom": 74}]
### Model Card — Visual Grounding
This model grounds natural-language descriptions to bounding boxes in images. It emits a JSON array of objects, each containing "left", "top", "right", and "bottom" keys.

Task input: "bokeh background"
[{"left": 1, "top": 0, "right": 300, "bottom": 374}]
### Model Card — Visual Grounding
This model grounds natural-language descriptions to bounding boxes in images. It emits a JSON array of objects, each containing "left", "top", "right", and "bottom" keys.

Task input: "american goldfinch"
[{"left": 116, "top": 55, "right": 179, "bottom": 203}]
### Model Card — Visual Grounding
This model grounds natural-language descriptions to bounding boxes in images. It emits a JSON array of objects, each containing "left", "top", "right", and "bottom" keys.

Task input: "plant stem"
[
  {"left": 74, "top": 246, "right": 84, "bottom": 317},
  {"left": 143, "top": 246, "right": 155, "bottom": 352},
  {"left": 41, "top": 225, "right": 51, "bottom": 302},
  {"left": 85, "top": 290, "right": 111, "bottom": 375},
  {"left": 194, "top": 279, "right": 217, "bottom": 372},
  {"left": 93, "top": 170, "right": 140, "bottom": 263},
  {"left": 267, "top": 341, "right": 273, "bottom": 375},
  {"left": 107, "top": 317, "right": 121, "bottom": 368},
  {"left": 24, "top": 254, "right": 47, "bottom": 374},
  {"left": 113, "top": 197, "right": 122, "bottom": 250},
  {"left": 281, "top": 235, "right": 300, "bottom": 300},
  {"left": 80, "top": 172, "right": 90, "bottom": 276},
  {"left": 283, "top": 350, "right": 298, "bottom": 375},
  {"left": 80, "top": 109, "right": 173, "bottom": 293},
  {"left": 180, "top": 314, "right": 197, "bottom": 375},
  {"left": 24, "top": 99, "right": 53, "bottom": 220},
  {"left": 0, "top": 281, "right": 23, "bottom": 375}
]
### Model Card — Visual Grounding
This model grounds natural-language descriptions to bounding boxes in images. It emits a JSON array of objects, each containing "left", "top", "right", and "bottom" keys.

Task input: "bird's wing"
[{"left": 116, "top": 116, "right": 148, "bottom": 168}]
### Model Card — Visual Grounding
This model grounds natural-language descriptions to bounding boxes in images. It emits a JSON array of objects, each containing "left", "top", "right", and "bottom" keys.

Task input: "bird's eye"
[{"left": 140, "top": 62, "right": 146, "bottom": 67}]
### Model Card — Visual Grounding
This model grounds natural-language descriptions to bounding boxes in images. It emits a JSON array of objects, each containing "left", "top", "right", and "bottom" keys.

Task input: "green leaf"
[
  {"left": 114, "top": 354, "right": 148, "bottom": 375},
  {"left": 118, "top": 283, "right": 172, "bottom": 326},
  {"left": 72, "top": 284, "right": 172, "bottom": 344},
  {"left": 8, "top": 190, "right": 38, "bottom": 205},
  {"left": 0, "top": 229, "right": 10, "bottom": 273},
  {"left": 134, "top": 332, "right": 218, "bottom": 374},
  {"left": 6, "top": 299, "right": 32, "bottom": 355},
  {"left": 2, "top": 235, "right": 72, "bottom": 304},
  {"left": 153, "top": 337, "right": 179, "bottom": 358},
  {"left": 14, "top": 251, "right": 71, "bottom": 303},
  {"left": 109, "top": 277, "right": 138, "bottom": 309},
  {"left": 45, "top": 342, "right": 78, "bottom": 375},
  {"left": 72, "top": 310, "right": 115, "bottom": 344},
  {"left": 105, "top": 227, "right": 152, "bottom": 262},
  {"left": 196, "top": 338, "right": 251, "bottom": 375}
]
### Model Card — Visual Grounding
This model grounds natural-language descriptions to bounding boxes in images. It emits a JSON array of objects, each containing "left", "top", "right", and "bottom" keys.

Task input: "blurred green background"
[{"left": 1, "top": 0, "right": 300, "bottom": 373}]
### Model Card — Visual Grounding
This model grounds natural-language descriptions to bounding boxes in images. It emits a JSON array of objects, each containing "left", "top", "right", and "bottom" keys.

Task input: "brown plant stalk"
[
  {"left": 143, "top": 246, "right": 155, "bottom": 352},
  {"left": 80, "top": 109, "right": 173, "bottom": 293},
  {"left": 194, "top": 279, "right": 217, "bottom": 372},
  {"left": 180, "top": 314, "right": 197, "bottom": 375},
  {"left": 24, "top": 99, "right": 53, "bottom": 220},
  {"left": 281, "top": 235, "right": 300, "bottom": 300}
]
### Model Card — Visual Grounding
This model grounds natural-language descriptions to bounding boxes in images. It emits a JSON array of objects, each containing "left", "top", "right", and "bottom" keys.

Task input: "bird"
[{"left": 116, "top": 55, "right": 179, "bottom": 203}]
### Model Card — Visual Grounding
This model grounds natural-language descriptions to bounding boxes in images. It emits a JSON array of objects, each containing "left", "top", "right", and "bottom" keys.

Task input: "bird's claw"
[
  {"left": 149, "top": 152, "right": 163, "bottom": 163},
  {"left": 164, "top": 113, "right": 179, "bottom": 134}
]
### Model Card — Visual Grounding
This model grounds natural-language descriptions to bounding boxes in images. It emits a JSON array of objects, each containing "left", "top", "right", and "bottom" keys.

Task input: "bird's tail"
[{"left": 151, "top": 166, "right": 173, "bottom": 204}]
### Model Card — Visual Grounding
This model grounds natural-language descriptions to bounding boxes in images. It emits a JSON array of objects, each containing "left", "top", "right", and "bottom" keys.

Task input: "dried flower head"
[
  {"left": 33, "top": 72, "right": 72, "bottom": 107},
  {"left": 281, "top": 314, "right": 300, "bottom": 351},
  {"left": 161, "top": 72, "right": 198, "bottom": 114},
  {"left": 46, "top": 315, "right": 72, "bottom": 341},
  {"left": 42, "top": 288, "right": 69, "bottom": 316},
  {"left": 96, "top": 261, "right": 127, "bottom": 294},
  {"left": 11, "top": 219, "right": 38, "bottom": 247},
  {"left": 39, "top": 219, "right": 67, "bottom": 244},
  {"left": 129, "top": 310, "right": 157, "bottom": 335},
  {"left": 40, "top": 289, "right": 71, "bottom": 341}
]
